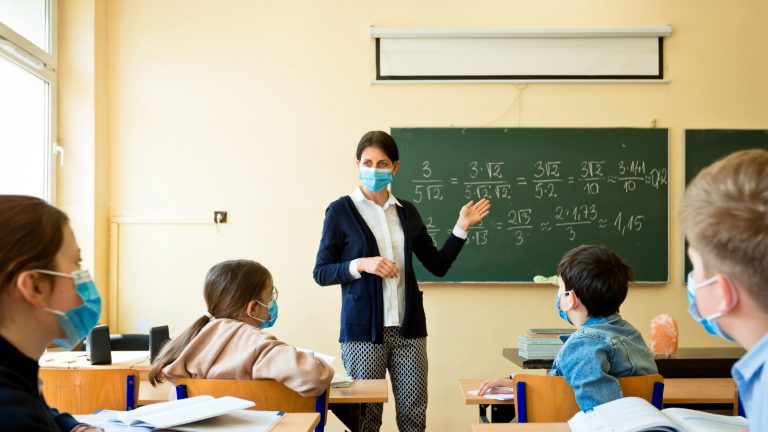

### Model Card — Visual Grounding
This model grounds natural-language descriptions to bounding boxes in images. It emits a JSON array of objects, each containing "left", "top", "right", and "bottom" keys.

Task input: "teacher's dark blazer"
[{"left": 313, "top": 196, "right": 465, "bottom": 343}]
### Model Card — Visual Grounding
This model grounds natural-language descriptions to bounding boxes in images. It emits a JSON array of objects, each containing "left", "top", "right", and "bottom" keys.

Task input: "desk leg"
[
  {"left": 478, "top": 404, "right": 490, "bottom": 423},
  {"left": 491, "top": 405, "right": 515, "bottom": 423},
  {"left": 478, "top": 404, "right": 515, "bottom": 423},
  {"left": 330, "top": 403, "right": 361, "bottom": 432}
]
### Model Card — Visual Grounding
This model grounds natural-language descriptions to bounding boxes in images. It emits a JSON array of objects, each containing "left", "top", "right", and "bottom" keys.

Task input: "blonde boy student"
[{"left": 682, "top": 149, "right": 768, "bottom": 431}]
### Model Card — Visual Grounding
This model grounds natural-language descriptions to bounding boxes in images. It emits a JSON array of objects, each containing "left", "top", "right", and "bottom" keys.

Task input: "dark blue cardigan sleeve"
[
  {"left": 408, "top": 203, "right": 465, "bottom": 277},
  {"left": 313, "top": 203, "right": 358, "bottom": 286},
  {"left": 50, "top": 407, "right": 80, "bottom": 432}
]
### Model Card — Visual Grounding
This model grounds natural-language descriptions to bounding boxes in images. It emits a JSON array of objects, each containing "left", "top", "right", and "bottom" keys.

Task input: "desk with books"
[{"left": 503, "top": 347, "right": 745, "bottom": 378}]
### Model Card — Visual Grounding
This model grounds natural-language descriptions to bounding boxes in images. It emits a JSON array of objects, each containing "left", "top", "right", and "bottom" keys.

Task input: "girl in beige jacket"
[{"left": 148, "top": 260, "right": 333, "bottom": 397}]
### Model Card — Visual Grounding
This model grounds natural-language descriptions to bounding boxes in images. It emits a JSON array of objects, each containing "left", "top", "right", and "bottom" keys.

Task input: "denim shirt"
[
  {"left": 731, "top": 332, "right": 768, "bottom": 432},
  {"left": 549, "top": 314, "right": 658, "bottom": 411}
]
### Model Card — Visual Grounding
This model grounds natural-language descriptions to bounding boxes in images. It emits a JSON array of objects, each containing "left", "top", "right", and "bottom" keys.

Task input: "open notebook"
[
  {"left": 568, "top": 397, "right": 748, "bottom": 432},
  {"left": 91, "top": 395, "right": 255, "bottom": 429}
]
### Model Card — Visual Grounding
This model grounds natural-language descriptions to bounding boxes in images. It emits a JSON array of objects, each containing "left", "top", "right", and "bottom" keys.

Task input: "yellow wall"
[
  {"left": 58, "top": 1, "right": 768, "bottom": 431},
  {"left": 57, "top": 0, "right": 110, "bottom": 322}
]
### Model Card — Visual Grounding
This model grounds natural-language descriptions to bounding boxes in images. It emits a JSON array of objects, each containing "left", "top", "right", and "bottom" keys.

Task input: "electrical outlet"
[{"left": 214, "top": 211, "right": 228, "bottom": 224}]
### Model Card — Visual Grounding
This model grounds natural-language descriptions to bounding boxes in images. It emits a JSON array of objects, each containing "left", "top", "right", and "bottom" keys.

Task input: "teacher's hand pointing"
[{"left": 457, "top": 198, "right": 491, "bottom": 231}]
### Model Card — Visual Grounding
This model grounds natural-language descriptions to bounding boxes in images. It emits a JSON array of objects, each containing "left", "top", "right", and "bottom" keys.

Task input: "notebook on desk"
[{"left": 85, "top": 395, "right": 255, "bottom": 429}]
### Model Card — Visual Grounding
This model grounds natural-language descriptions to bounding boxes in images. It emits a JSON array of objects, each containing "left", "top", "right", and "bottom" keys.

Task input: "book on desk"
[
  {"left": 518, "top": 328, "right": 573, "bottom": 360},
  {"left": 568, "top": 396, "right": 747, "bottom": 432},
  {"left": 79, "top": 395, "right": 263, "bottom": 430}
]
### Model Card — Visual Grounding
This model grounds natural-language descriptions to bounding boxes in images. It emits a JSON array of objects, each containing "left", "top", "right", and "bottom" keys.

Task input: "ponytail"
[{"left": 148, "top": 315, "right": 210, "bottom": 386}]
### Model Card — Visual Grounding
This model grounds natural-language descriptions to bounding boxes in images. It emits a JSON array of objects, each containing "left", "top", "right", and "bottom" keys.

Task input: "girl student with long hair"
[
  {"left": 149, "top": 259, "right": 333, "bottom": 397},
  {"left": 0, "top": 195, "right": 103, "bottom": 432}
]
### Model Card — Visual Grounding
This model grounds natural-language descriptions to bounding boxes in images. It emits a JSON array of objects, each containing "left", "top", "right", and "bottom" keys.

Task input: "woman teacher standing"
[{"left": 313, "top": 131, "right": 491, "bottom": 432}]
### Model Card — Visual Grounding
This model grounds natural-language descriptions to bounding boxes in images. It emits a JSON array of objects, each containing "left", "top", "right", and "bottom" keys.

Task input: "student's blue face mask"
[
  {"left": 555, "top": 291, "right": 573, "bottom": 325},
  {"left": 359, "top": 167, "right": 393, "bottom": 193},
  {"left": 36, "top": 269, "right": 102, "bottom": 350},
  {"left": 686, "top": 271, "right": 735, "bottom": 342},
  {"left": 253, "top": 287, "right": 279, "bottom": 329}
]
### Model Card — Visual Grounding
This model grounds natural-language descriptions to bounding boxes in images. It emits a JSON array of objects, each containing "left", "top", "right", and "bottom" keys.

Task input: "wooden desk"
[
  {"left": 329, "top": 379, "right": 388, "bottom": 432},
  {"left": 329, "top": 379, "right": 388, "bottom": 403},
  {"left": 503, "top": 347, "right": 745, "bottom": 378},
  {"left": 40, "top": 350, "right": 151, "bottom": 380},
  {"left": 663, "top": 378, "right": 736, "bottom": 404},
  {"left": 279, "top": 413, "right": 321, "bottom": 432},
  {"left": 76, "top": 412, "right": 319, "bottom": 432},
  {"left": 140, "top": 378, "right": 390, "bottom": 407},
  {"left": 459, "top": 379, "right": 515, "bottom": 423},
  {"left": 472, "top": 423, "right": 569, "bottom": 432},
  {"left": 140, "top": 380, "right": 173, "bottom": 405}
]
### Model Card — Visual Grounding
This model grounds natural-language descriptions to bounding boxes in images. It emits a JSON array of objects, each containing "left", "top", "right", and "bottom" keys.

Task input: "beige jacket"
[{"left": 162, "top": 318, "right": 333, "bottom": 397}]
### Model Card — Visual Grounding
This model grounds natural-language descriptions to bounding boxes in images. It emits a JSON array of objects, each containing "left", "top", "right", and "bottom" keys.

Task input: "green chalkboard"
[
  {"left": 391, "top": 128, "right": 669, "bottom": 283},
  {"left": 683, "top": 129, "right": 768, "bottom": 277}
]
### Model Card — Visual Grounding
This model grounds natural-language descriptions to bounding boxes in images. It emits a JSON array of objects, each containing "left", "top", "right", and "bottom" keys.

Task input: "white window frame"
[{"left": 0, "top": 0, "right": 58, "bottom": 202}]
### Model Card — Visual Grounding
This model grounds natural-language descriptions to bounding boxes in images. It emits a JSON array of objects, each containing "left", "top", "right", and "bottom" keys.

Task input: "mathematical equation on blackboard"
[{"left": 413, "top": 159, "right": 668, "bottom": 247}]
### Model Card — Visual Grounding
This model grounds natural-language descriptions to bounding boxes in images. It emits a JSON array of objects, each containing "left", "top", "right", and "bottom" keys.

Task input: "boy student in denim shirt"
[
  {"left": 549, "top": 245, "right": 657, "bottom": 411},
  {"left": 479, "top": 245, "right": 657, "bottom": 411},
  {"left": 682, "top": 149, "right": 768, "bottom": 431}
]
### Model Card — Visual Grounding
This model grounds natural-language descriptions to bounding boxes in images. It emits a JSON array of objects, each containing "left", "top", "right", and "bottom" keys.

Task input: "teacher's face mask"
[{"left": 359, "top": 167, "right": 393, "bottom": 193}]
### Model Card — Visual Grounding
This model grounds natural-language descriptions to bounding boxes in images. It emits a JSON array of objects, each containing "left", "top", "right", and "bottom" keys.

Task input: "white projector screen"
[{"left": 376, "top": 32, "right": 666, "bottom": 80}]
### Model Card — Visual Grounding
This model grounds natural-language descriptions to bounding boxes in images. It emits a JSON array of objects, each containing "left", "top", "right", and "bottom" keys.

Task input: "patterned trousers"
[{"left": 340, "top": 327, "right": 428, "bottom": 432}]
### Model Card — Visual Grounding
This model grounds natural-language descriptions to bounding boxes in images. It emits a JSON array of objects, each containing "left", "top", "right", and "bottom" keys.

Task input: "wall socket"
[{"left": 213, "top": 211, "right": 228, "bottom": 224}]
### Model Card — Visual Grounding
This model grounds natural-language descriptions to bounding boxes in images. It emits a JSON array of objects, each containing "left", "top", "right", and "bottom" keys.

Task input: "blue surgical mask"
[
  {"left": 686, "top": 271, "right": 735, "bottom": 342},
  {"left": 359, "top": 167, "right": 393, "bottom": 193},
  {"left": 555, "top": 291, "right": 573, "bottom": 325},
  {"left": 37, "top": 269, "right": 102, "bottom": 350},
  {"left": 253, "top": 299, "right": 278, "bottom": 329}
]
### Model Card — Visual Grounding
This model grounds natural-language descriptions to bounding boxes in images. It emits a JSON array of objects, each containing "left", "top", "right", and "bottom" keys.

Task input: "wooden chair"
[
  {"left": 175, "top": 378, "right": 329, "bottom": 432},
  {"left": 513, "top": 373, "right": 664, "bottom": 423},
  {"left": 39, "top": 368, "right": 138, "bottom": 414}
]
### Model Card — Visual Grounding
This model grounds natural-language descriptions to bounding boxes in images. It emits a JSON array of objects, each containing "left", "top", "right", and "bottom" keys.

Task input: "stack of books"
[{"left": 518, "top": 328, "right": 575, "bottom": 359}]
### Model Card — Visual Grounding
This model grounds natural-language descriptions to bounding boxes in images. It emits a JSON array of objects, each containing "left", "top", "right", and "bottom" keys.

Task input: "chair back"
[
  {"left": 175, "top": 378, "right": 328, "bottom": 432},
  {"left": 734, "top": 390, "right": 745, "bottom": 417},
  {"left": 513, "top": 373, "right": 664, "bottom": 423},
  {"left": 39, "top": 368, "right": 138, "bottom": 413}
]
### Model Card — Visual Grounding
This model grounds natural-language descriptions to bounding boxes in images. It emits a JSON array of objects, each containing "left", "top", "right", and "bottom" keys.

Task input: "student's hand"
[
  {"left": 357, "top": 257, "right": 400, "bottom": 279},
  {"left": 457, "top": 199, "right": 491, "bottom": 231},
  {"left": 477, "top": 378, "right": 513, "bottom": 396}
]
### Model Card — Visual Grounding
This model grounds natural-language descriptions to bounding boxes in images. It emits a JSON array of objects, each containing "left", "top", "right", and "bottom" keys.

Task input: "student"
[
  {"left": 0, "top": 195, "right": 103, "bottom": 432},
  {"left": 479, "top": 244, "right": 657, "bottom": 411},
  {"left": 681, "top": 149, "right": 768, "bottom": 430},
  {"left": 313, "top": 131, "right": 491, "bottom": 432},
  {"left": 148, "top": 259, "right": 333, "bottom": 397}
]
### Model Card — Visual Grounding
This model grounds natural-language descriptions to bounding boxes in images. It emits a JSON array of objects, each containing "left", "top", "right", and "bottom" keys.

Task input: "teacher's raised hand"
[{"left": 457, "top": 198, "right": 492, "bottom": 231}]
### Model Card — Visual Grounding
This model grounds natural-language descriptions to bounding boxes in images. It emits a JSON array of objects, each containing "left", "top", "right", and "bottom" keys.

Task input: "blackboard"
[
  {"left": 683, "top": 129, "right": 768, "bottom": 277},
  {"left": 391, "top": 128, "right": 669, "bottom": 283}
]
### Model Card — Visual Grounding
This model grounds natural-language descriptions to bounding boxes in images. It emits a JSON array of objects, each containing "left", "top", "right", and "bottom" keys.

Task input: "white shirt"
[{"left": 348, "top": 187, "right": 468, "bottom": 326}]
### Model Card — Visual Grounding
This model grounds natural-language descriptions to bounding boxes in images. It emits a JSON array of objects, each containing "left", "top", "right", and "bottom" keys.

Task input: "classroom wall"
[
  {"left": 58, "top": 1, "right": 768, "bottom": 431},
  {"left": 57, "top": 0, "right": 110, "bottom": 322}
]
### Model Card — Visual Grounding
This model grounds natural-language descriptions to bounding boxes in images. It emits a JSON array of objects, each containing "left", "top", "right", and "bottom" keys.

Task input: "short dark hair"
[
  {"left": 356, "top": 131, "right": 399, "bottom": 162},
  {"left": 557, "top": 245, "right": 633, "bottom": 317}
]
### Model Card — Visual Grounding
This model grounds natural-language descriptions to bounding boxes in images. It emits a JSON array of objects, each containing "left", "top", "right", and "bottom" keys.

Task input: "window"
[{"left": 0, "top": 0, "right": 56, "bottom": 200}]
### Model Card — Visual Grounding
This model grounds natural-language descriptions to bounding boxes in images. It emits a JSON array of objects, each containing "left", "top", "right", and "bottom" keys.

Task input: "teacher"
[{"left": 313, "top": 131, "right": 490, "bottom": 432}]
